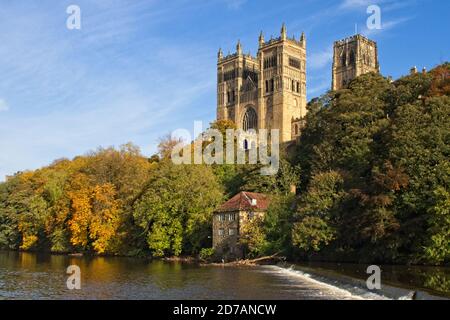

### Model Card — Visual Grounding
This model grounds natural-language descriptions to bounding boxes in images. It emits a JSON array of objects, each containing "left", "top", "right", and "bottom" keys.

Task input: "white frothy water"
[{"left": 261, "top": 265, "right": 391, "bottom": 300}]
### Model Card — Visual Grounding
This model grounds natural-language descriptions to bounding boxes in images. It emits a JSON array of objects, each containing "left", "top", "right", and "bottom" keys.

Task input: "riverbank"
[
  {"left": 0, "top": 251, "right": 371, "bottom": 299},
  {"left": 2, "top": 249, "right": 449, "bottom": 299}
]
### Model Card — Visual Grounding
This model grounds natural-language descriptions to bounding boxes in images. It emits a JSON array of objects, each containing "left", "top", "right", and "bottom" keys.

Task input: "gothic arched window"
[
  {"left": 350, "top": 51, "right": 355, "bottom": 65},
  {"left": 242, "top": 107, "right": 257, "bottom": 131},
  {"left": 341, "top": 52, "right": 347, "bottom": 66}
]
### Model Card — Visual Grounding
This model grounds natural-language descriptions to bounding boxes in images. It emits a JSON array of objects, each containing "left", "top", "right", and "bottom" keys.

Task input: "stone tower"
[
  {"left": 332, "top": 34, "right": 379, "bottom": 91},
  {"left": 217, "top": 24, "right": 307, "bottom": 143}
]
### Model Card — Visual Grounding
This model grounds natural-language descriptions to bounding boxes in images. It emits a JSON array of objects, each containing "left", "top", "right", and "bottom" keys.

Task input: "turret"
[
  {"left": 218, "top": 48, "right": 223, "bottom": 61},
  {"left": 258, "top": 31, "right": 265, "bottom": 48},
  {"left": 300, "top": 32, "right": 306, "bottom": 48},
  {"left": 236, "top": 40, "right": 242, "bottom": 55},
  {"left": 281, "top": 23, "right": 287, "bottom": 40}
]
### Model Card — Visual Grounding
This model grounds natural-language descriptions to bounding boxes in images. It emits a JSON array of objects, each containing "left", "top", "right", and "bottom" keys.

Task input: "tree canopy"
[{"left": 0, "top": 63, "right": 448, "bottom": 265}]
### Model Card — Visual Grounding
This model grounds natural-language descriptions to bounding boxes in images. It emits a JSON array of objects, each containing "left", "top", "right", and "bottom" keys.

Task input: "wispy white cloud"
[
  {"left": 340, "top": 0, "right": 415, "bottom": 12},
  {"left": 0, "top": 0, "right": 218, "bottom": 180},
  {"left": 362, "top": 16, "right": 413, "bottom": 36},
  {"left": 0, "top": 99, "right": 8, "bottom": 112},
  {"left": 309, "top": 46, "right": 333, "bottom": 70},
  {"left": 340, "top": 0, "right": 383, "bottom": 10},
  {"left": 308, "top": 80, "right": 330, "bottom": 97},
  {"left": 223, "top": 0, "right": 247, "bottom": 10}
]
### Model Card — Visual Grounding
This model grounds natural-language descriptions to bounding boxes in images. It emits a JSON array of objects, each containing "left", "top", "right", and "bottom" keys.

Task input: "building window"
[
  {"left": 294, "top": 124, "right": 298, "bottom": 135},
  {"left": 228, "top": 228, "right": 236, "bottom": 236},
  {"left": 218, "top": 228, "right": 224, "bottom": 236},
  {"left": 224, "top": 69, "right": 236, "bottom": 81},
  {"left": 265, "top": 79, "right": 274, "bottom": 93},
  {"left": 292, "top": 80, "right": 295, "bottom": 91},
  {"left": 297, "top": 82, "right": 300, "bottom": 93},
  {"left": 242, "top": 107, "right": 257, "bottom": 131},
  {"left": 350, "top": 50, "right": 355, "bottom": 65},
  {"left": 228, "top": 213, "right": 235, "bottom": 221},
  {"left": 289, "top": 57, "right": 301, "bottom": 69},
  {"left": 264, "top": 55, "right": 277, "bottom": 69}
]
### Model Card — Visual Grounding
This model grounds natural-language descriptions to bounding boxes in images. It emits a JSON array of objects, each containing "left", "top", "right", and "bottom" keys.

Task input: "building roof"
[{"left": 216, "top": 191, "right": 270, "bottom": 213}]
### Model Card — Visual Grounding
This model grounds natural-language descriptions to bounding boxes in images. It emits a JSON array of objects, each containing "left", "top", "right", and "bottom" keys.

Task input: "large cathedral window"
[
  {"left": 350, "top": 50, "right": 355, "bottom": 65},
  {"left": 242, "top": 107, "right": 257, "bottom": 131}
]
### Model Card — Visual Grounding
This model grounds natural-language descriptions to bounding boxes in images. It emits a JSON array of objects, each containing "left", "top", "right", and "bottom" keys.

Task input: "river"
[{"left": 0, "top": 251, "right": 448, "bottom": 299}]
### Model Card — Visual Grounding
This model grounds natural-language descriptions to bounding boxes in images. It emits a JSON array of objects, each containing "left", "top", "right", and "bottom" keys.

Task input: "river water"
[{"left": 0, "top": 251, "right": 448, "bottom": 299}]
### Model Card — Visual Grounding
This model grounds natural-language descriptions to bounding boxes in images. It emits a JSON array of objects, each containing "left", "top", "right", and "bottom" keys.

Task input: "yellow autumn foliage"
[
  {"left": 20, "top": 234, "right": 38, "bottom": 250},
  {"left": 66, "top": 173, "right": 120, "bottom": 253}
]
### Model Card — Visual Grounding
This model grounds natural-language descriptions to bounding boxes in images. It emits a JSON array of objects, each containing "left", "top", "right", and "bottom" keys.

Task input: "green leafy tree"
[
  {"left": 292, "top": 171, "right": 343, "bottom": 252},
  {"left": 133, "top": 163, "right": 222, "bottom": 257},
  {"left": 239, "top": 216, "right": 268, "bottom": 258}
]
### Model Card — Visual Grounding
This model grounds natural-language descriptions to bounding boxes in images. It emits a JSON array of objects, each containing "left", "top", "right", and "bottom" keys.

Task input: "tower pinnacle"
[
  {"left": 300, "top": 32, "right": 306, "bottom": 47},
  {"left": 236, "top": 40, "right": 242, "bottom": 55},
  {"left": 259, "top": 31, "right": 265, "bottom": 47},
  {"left": 281, "top": 23, "right": 287, "bottom": 40}
]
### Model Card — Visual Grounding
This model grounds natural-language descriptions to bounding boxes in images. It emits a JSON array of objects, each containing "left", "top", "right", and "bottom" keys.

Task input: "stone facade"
[
  {"left": 212, "top": 192, "right": 269, "bottom": 259},
  {"left": 332, "top": 34, "right": 379, "bottom": 91},
  {"left": 217, "top": 24, "right": 307, "bottom": 143}
]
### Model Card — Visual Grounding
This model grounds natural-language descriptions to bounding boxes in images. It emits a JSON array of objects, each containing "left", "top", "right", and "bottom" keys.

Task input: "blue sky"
[{"left": 0, "top": 0, "right": 449, "bottom": 180}]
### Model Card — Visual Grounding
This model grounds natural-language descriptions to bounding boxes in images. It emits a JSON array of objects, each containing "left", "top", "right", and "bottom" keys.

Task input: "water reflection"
[{"left": 0, "top": 251, "right": 448, "bottom": 299}]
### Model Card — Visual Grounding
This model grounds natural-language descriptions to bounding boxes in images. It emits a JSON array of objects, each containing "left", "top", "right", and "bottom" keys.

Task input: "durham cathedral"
[{"left": 216, "top": 24, "right": 379, "bottom": 143}]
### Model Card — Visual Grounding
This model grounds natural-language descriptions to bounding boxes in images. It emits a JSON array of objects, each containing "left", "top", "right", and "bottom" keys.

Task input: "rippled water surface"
[
  {"left": 1, "top": 251, "right": 448, "bottom": 299},
  {"left": 0, "top": 251, "right": 360, "bottom": 300}
]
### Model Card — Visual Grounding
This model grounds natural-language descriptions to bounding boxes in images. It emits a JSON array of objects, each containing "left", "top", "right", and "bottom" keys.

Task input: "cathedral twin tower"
[{"left": 216, "top": 24, "right": 379, "bottom": 142}]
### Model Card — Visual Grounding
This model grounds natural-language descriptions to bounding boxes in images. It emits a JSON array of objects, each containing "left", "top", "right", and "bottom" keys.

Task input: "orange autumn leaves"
[
  {"left": 67, "top": 174, "right": 121, "bottom": 253},
  {"left": 7, "top": 144, "right": 154, "bottom": 254}
]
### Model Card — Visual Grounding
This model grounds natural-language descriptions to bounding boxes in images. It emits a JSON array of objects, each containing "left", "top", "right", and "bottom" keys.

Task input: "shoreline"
[{"left": 1, "top": 250, "right": 449, "bottom": 299}]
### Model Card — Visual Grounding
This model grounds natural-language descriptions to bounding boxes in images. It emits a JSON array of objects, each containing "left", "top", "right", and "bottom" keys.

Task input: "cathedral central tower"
[
  {"left": 216, "top": 24, "right": 307, "bottom": 143},
  {"left": 332, "top": 34, "right": 379, "bottom": 91}
]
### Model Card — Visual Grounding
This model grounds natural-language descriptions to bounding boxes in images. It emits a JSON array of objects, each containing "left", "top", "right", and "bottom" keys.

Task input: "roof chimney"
[{"left": 410, "top": 66, "right": 418, "bottom": 75}]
